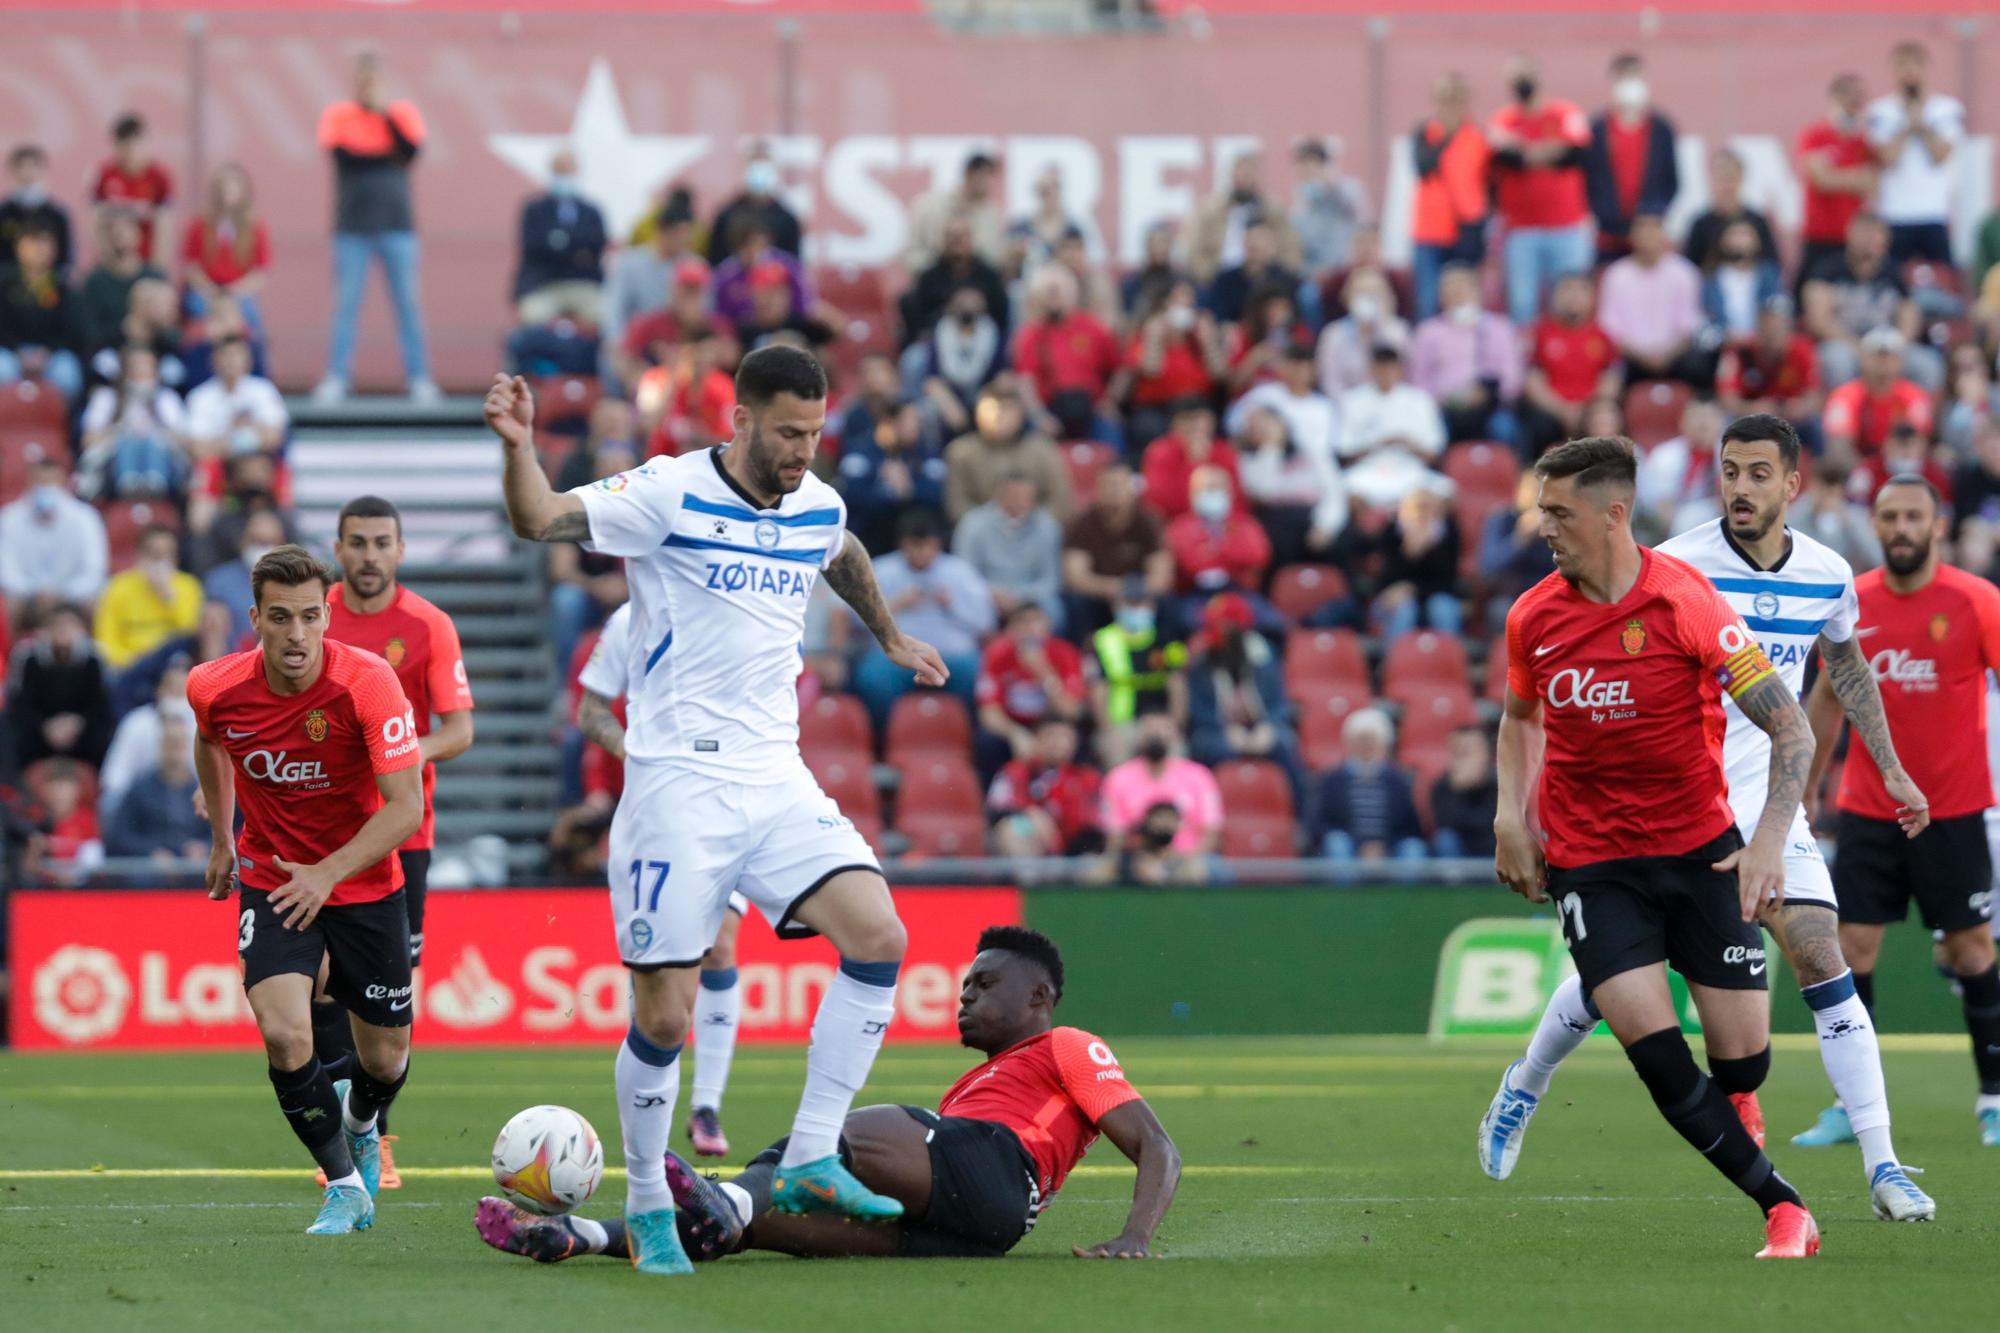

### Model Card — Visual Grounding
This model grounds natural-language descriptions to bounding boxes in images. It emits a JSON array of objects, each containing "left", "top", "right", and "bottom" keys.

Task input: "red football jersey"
[
  {"left": 1505, "top": 548, "right": 1778, "bottom": 867},
  {"left": 90, "top": 160, "right": 174, "bottom": 259},
  {"left": 327, "top": 584, "right": 475, "bottom": 850},
  {"left": 937, "top": 1026, "right": 1144, "bottom": 1203},
  {"left": 187, "top": 639, "right": 421, "bottom": 905},
  {"left": 1837, "top": 564, "right": 2000, "bottom": 822}
]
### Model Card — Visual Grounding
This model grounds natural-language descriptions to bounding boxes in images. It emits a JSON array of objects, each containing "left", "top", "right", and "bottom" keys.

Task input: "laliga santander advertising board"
[{"left": 11, "top": 886, "right": 1018, "bottom": 1051}]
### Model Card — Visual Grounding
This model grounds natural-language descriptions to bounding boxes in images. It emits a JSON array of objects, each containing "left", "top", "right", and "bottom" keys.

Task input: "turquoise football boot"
[
  {"left": 305, "top": 1182, "right": 374, "bottom": 1235},
  {"left": 627, "top": 1207, "right": 695, "bottom": 1275},
  {"left": 1791, "top": 1103, "right": 1858, "bottom": 1147},
  {"left": 770, "top": 1155, "right": 905, "bottom": 1221}
]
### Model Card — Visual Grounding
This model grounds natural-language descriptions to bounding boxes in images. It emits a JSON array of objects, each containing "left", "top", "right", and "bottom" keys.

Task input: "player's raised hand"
[
  {"left": 268, "top": 856, "right": 339, "bottom": 930},
  {"left": 1073, "top": 1234, "right": 1156, "bottom": 1259},
  {"left": 1715, "top": 834, "right": 1784, "bottom": 923},
  {"left": 1880, "top": 765, "right": 1930, "bottom": 838},
  {"left": 887, "top": 633, "right": 949, "bottom": 688},
  {"left": 1494, "top": 820, "right": 1547, "bottom": 903},
  {"left": 483, "top": 373, "right": 536, "bottom": 450},
  {"left": 205, "top": 842, "right": 236, "bottom": 901}
]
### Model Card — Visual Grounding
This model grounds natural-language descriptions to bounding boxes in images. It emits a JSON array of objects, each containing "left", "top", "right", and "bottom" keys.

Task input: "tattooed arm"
[
  {"left": 824, "top": 531, "right": 950, "bottom": 687},
  {"left": 1721, "top": 672, "right": 1818, "bottom": 920},
  {"left": 1816, "top": 631, "right": 1930, "bottom": 835},
  {"left": 577, "top": 689, "right": 625, "bottom": 762}
]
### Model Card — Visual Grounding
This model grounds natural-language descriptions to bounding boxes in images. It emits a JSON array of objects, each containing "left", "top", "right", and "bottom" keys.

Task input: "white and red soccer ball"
[{"left": 491, "top": 1104, "right": 604, "bottom": 1215}]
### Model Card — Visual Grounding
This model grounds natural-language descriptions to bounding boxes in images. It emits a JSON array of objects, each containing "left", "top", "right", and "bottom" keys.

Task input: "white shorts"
[
  {"left": 609, "top": 761, "right": 880, "bottom": 967},
  {"left": 1731, "top": 800, "right": 1837, "bottom": 912}
]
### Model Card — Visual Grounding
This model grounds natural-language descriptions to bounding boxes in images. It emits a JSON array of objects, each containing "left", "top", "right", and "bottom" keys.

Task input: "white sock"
[
  {"left": 325, "top": 1169, "right": 364, "bottom": 1192},
  {"left": 1803, "top": 969, "right": 1898, "bottom": 1177},
  {"left": 780, "top": 963, "right": 898, "bottom": 1166},
  {"left": 567, "top": 1215, "right": 610, "bottom": 1252},
  {"left": 692, "top": 969, "right": 742, "bottom": 1113},
  {"left": 718, "top": 1180, "right": 754, "bottom": 1228},
  {"left": 1516, "top": 973, "right": 1596, "bottom": 1098},
  {"left": 615, "top": 1026, "right": 682, "bottom": 1215},
  {"left": 1976, "top": 1092, "right": 2000, "bottom": 1116},
  {"left": 340, "top": 1088, "right": 376, "bottom": 1137}
]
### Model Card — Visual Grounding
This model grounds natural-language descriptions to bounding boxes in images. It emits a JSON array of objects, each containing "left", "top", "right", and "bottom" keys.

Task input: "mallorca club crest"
[
  {"left": 384, "top": 637, "right": 407, "bottom": 668},
  {"left": 1930, "top": 613, "right": 1949, "bottom": 642},
  {"left": 1620, "top": 619, "right": 1647, "bottom": 655},
  {"left": 304, "top": 708, "right": 329, "bottom": 743}
]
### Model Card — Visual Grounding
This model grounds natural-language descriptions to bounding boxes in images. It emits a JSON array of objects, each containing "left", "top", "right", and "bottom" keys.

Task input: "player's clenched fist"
[
  {"left": 483, "top": 373, "right": 536, "bottom": 449},
  {"left": 1494, "top": 820, "right": 1547, "bottom": 903}
]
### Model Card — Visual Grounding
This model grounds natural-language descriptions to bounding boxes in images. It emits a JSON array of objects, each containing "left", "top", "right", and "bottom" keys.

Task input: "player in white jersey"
[
  {"left": 487, "top": 347, "right": 949, "bottom": 1276},
  {"left": 1478, "top": 414, "right": 1937, "bottom": 1222},
  {"left": 577, "top": 603, "right": 750, "bottom": 1159}
]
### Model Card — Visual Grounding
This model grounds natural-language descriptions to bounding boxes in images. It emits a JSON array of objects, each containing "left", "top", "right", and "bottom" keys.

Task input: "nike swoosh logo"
[
  {"left": 1534, "top": 642, "right": 1562, "bottom": 658},
  {"left": 389, "top": 998, "right": 412, "bottom": 1012},
  {"left": 225, "top": 727, "right": 256, "bottom": 740},
  {"left": 802, "top": 1181, "right": 840, "bottom": 1201},
  {"left": 1749, "top": 963, "right": 1766, "bottom": 976}
]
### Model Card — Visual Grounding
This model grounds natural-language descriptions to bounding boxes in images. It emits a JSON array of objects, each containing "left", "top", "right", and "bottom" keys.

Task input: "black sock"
[
  {"left": 1853, "top": 970, "right": 1875, "bottom": 1016},
  {"left": 598, "top": 1217, "right": 630, "bottom": 1260},
  {"left": 347, "top": 1056, "right": 409, "bottom": 1128},
  {"left": 1956, "top": 964, "right": 2000, "bottom": 1095},
  {"left": 1626, "top": 1027, "right": 1802, "bottom": 1216},
  {"left": 1708, "top": 1046, "right": 1772, "bottom": 1096},
  {"left": 312, "top": 999, "right": 356, "bottom": 1083},
  {"left": 269, "top": 1057, "right": 355, "bottom": 1181}
]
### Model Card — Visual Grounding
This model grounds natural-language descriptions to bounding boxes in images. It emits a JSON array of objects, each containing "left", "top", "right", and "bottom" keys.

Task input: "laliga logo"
[
  {"left": 1870, "top": 649, "right": 1937, "bottom": 685},
  {"left": 1546, "top": 667, "right": 1634, "bottom": 709},
  {"left": 33, "top": 945, "right": 132, "bottom": 1044},
  {"left": 242, "top": 750, "right": 328, "bottom": 784}
]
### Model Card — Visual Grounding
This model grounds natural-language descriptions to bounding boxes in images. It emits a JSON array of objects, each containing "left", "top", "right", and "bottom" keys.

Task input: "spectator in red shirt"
[
  {"left": 1487, "top": 54, "right": 1593, "bottom": 326},
  {"left": 1797, "top": 72, "right": 1878, "bottom": 284},
  {"left": 612, "top": 257, "right": 710, "bottom": 391},
  {"left": 1165, "top": 465, "right": 1271, "bottom": 604},
  {"left": 975, "top": 601, "right": 1086, "bottom": 779},
  {"left": 1014, "top": 264, "right": 1125, "bottom": 444},
  {"left": 1716, "top": 296, "right": 1824, "bottom": 444},
  {"left": 1141, "top": 399, "right": 1240, "bottom": 521},
  {"left": 637, "top": 324, "right": 737, "bottom": 458},
  {"left": 1583, "top": 53, "right": 1680, "bottom": 262},
  {"left": 181, "top": 164, "right": 269, "bottom": 334},
  {"left": 1823, "top": 327, "right": 1935, "bottom": 465},
  {"left": 1519, "top": 272, "right": 1623, "bottom": 455},
  {"left": 1846, "top": 422, "right": 1955, "bottom": 510},
  {"left": 1124, "top": 278, "right": 1225, "bottom": 448},
  {"left": 986, "top": 716, "right": 1103, "bottom": 857},
  {"left": 91, "top": 112, "right": 173, "bottom": 264}
]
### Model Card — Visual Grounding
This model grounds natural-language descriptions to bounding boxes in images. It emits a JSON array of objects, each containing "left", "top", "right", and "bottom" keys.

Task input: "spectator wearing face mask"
[
  {"left": 1188, "top": 151, "right": 1302, "bottom": 288},
  {"left": 0, "top": 459, "right": 108, "bottom": 612},
  {"left": 1310, "top": 707, "right": 1426, "bottom": 864},
  {"left": 2, "top": 602, "right": 112, "bottom": 776},
  {"left": 0, "top": 143, "right": 73, "bottom": 276},
  {"left": 1582, "top": 53, "right": 1680, "bottom": 262},
  {"left": 707, "top": 143, "right": 802, "bottom": 265},
  {"left": 76, "top": 344, "right": 189, "bottom": 500},
  {"left": 1086, "top": 578, "right": 1188, "bottom": 766},
  {"left": 92, "top": 525, "right": 200, "bottom": 669},
  {"left": 1125, "top": 278, "right": 1226, "bottom": 450},
  {"left": 1165, "top": 465, "right": 1271, "bottom": 607},
  {"left": 1316, "top": 269, "right": 1409, "bottom": 400},
  {"left": 199, "top": 508, "right": 288, "bottom": 644},
  {"left": 1487, "top": 54, "right": 1593, "bottom": 327},
  {"left": 513, "top": 146, "right": 608, "bottom": 327},
  {"left": 907, "top": 284, "right": 1010, "bottom": 426},
  {"left": 1797, "top": 73, "right": 1878, "bottom": 289},
  {"left": 903, "top": 217, "right": 1012, "bottom": 350},
  {"left": 1409, "top": 72, "right": 1492, "bottom": 321},
  {"left": 1100, "top": 713, "right": 1223, "bottom": 883},
  {"left": 184, "top": 334, "right": 287, "bottom": 502},
  {"left": 1409, "top": 263, "right": 1523, "bottom": 445}
]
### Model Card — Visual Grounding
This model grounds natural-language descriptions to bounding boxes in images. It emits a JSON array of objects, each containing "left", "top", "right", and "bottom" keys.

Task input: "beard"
[
  {"left": 1726, "top": 499, "right": 1781, "bottom": 543},
  {"left": 745, "top": 423, "right": 802, "bottom": 496},
  {"left": 1883, "top": 536, "right": 1931, "bottom": 576}
]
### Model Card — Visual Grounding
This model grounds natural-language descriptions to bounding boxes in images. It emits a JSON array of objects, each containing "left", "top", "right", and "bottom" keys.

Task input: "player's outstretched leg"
[
  {"left": 620, "top": 967, "right": 699, "bottom": 1276},
  {"left": 771, "top": 872, "right": 907, "bottom": 1222},
  {"left": 247, "top": 974, "right": 372, "bottom": 1235},
  {"left": 1479, "top": 974, "right": 1597, "bottom": 1179},
  {"left": 688, "top": 917, "right": 743, "bottom": 1158}
]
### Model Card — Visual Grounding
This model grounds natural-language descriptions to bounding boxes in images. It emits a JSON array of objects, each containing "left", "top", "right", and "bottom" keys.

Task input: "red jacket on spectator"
[
  {"left": 1126, "top": 331, "right": 1217, "bottom": 408},
  {"left": 181, "top": 217, "right": 270, "bottom": 288},
  {"left": 92, "top": 158, "right": 173, "bottom": 260},
  {"left": 1142, "top": 432, "right": 1242, "bottom": 521},
  {"left": 1016, "top": 311, "right": 1121, "bottom": 407},
  {"left": 1487, "top": 99, "right": 1590, "bottom": 230},
  {"left": 1823, "top": 379, "right": 1933, "bottom": 459},
  {"left": 988, "top": 758, "right": 1102, "bottom": 850},
  {"left": 1165, "top": 510, "right": 1272, "bottom": 595},
  {"left": 1411, "top": 118, "right": 1492, "bottom": 247},
  {"left": 1797, "top": 117, "right": 1874, "bottom": 249},
  {"left": 1531, "top": 316, "right": 1618, "bottom": 404},
  {"left": 1716, "top": 335, "right": 1820, "bottom": 407},
  {"left": 975, "top": 635, "right": 1086, "bottom": 729}
]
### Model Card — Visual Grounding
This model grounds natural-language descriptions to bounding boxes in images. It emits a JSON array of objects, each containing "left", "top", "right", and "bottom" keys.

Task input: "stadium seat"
[
  {"left": 1380, "top": 630, "right": 1471, "bottom": 704},
  {"left": 1442, "top": 442, "right": 1519, "bottom": 505},
  {"left": 1268, "top": 564, "right": 1351, "bottom": 625},
  {"left": 884, "top": 692, "right": 972, "bottom": 768},
  {"left": 799, "top": 693, "right": 875, "bottom": 760},
  {"left": 1624, "top": 380, "right": 1691, "bottom": 449},
  {"left": 529, "top": 374, "right": 603, "bottom": 430},
  {"left": 1214, "top": 759, "right": 1294, "bottom": 820},
  {"left": 1398, "top": 691, "right": 1477, "bottom": 752},
  {"left": 1220, "top": 813, "right": 1298, "bottom": 859},
  {"left": 1483, "top": 632, "right": 1512, "bottom": 704},
  {"left": 1298, "top": 691, "right": 1375, "bottom": 770},
  {"left": 1406, "top": 749, "right": 1449, "bottom": 832},
  {"left": 1904, "top": 259, "right": 1962, "bottom": 297},
  {"left": 101, "top": 499, "right": 182, "bottom": 570},
  {"left": 812, "top": 265, "right": 896, "bottom": 356},
  {"left": 1283, "top": 628, "right": 1370, "bottom": 704},
  {"left": 807, "top": 755, "right": 880, "bottom": 823},
  {"left": 898, "top": 811, "right": 990, "bottom": 858},
  {"left": 895, "top": 757, "right": 984, "bottom": 818},
  {"left": 0, "top": 431, "right": 69, "bottom": 505},
  {"left": 0, "top": 379, "right": 67, "bottom": 435},
  {"left": 1062, "top": 441, "right": 1114, "bottom": 503}
]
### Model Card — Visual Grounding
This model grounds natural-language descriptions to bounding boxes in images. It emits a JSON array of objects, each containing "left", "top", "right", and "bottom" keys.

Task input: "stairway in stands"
[{"left": 285, "top": 397, "right": 558, "bottom": 875}]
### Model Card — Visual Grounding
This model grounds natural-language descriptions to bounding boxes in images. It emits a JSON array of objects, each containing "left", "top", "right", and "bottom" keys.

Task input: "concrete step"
[
  {"left": 437, "top": 773, "right": 560, "bottom": 804},
  {"left": 461, "top": 646, "right": 556, "bottom": 676}
]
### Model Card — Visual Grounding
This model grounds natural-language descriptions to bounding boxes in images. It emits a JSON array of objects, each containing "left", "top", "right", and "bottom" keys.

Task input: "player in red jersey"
[
  {"left": 188, "top": 546, "right": 422, "bottom": 1236},
  {"left": 474, "top": 926, "right": 1182, "bottom": 1264},
  {"left": 1494, "top": 436, "right": 1823, "bottom": 1258},
  {"left": 1806, "top": 477, "right": 2000, "bottom": 1146},
  {"left": 317, "top": 495, "right": 476, "bottom": 1184}
]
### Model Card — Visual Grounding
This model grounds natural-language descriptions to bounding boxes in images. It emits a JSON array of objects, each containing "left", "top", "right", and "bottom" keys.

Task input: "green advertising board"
[{"left": 1426, "top": 917, "right": 1701, "bottom": 1039}]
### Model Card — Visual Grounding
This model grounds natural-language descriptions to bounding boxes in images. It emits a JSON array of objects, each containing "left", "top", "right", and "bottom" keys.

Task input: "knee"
[
  {"left": 262, "top": 1025, "right": 314, "bottom": 1071},
  {"left": 846, "top": 914, "right": 908, "bottom": 964},
  {"left": 1623, "top": 1026, "right": 1701, "bottom": 1110},
  {"left": 1945, "top": 931, "right": 1998, "bottom": 978},
  {"left": 1707, "top": 1045, "right": 1771, "bottom": 1096},
  {"left": 357, "top": 1028, "right": 410, "bottom": 1080},
  {"left": 703, "top": 937, "right": 737, "bottom": 973},
  {"left": 631, "top": 987, "right": 692, "bottom": 1049}
]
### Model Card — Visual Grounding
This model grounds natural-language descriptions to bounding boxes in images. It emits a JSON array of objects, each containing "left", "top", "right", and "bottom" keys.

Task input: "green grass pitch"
[{"left": 3, "top": 1035, "right": 1995, "bottom": 1331}]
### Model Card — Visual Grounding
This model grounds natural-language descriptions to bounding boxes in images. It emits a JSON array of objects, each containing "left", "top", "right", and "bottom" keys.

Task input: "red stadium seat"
[
  {"left": 895, "top": 757, "right": 984, "bottom": 817},
  {"left": 1214, "top": 759, "right": 1294, "bottom": 820},
  {"left": 1484, "top": 632, "right": 1512, "bottom": 704},
  {"left": 1398, "top": 690, "right": 1477, "bottom": 751},
  {"left": 0, "top": 431, "right": 67, "bottom": 504},
  {"left": 884, "top": 692, "right": 972, "bottom": 767},
  {"left": 807, "top": 755, "right": 880, "bottom": 823},
  {"left": 1062, "top": 441, "right": 1114, "bottom": 505},
  {"left": 1903, "top": 260, "right": 1962, "bottom": 297},
  {"left": 0, "top": 379, "right": 67, "bottom": 434},
  {"left": 800, "top": 693, "right": 875, "bottom": 759},
  {"left": 1283, "top": 628, "right": 1370, "bottom": 703},
  {"left": 1405, "top": 748, "right": 1449, "bottom": 831},
  {"left": 812, "top": 265, "right": 896, "bottom": 357},
  {"left": 1268, "top": 564, "right": 1351, "bottom": 625},
  {"left": 530, "top": 375, "right": 603, "bottom": 430},
  {"left": 1380, "top": 630, "right": 1470, "bottom": 704},
  {"left": 22, "top": 757, "right": 99, "bottom": 812},
  {"left": 101, "top": 499, "right": 182, "bottom": 571},
  {"left": 1624, "top": 380, "right": 1692, "bottom": 449},
  {"left": 1298, "top": 691, "right": 1375, "bottom": 770},
  {"left": 898, "top": 811, "right": 989, "bottom": 858},
  {"left": 1442, "top": 442, "right": 1519, "bottom": 505}
]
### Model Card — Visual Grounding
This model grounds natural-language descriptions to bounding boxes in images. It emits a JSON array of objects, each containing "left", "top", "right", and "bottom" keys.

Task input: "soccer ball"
[{"left": 491, "top": 1104, "right": 604, "bottom": 1215}]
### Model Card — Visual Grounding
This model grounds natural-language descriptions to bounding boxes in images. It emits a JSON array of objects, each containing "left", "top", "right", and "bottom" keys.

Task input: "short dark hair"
[
  {"left": 964, "top": 151, "right": 999, "bottom": 174},
  {"left": 1535, "top": 435, "right": 1638, "bottom": 493},
  {"left": 214, "top": 332, "right": 250, "bottom": 354},
  {"left": 1609, "top": 51, "right": 1643, "bottom": 75},
  {"left": 977, "top": 925, "right": 1064, "bottom": 1004},
  {"left": 8, "top": 143, "right": 46, "bottom": 168},
  {"left": 896, "top": 507, "right": 945, "bottom": 545},
  {"left": 138, "top": 522, "right": 179, "bottom": 553},
  {"left": 251, "top": 544, "right": 333, "bottom": 607},
  {"left": 735, "top": 343, "right": 827, "bottom": 408},
  {"left": 1874, "top": 474, "right": 1941, "bottom": 512},
  {"left": 11, "top": 217, "right": 54, "bottom": 244},
  {"left": 337, "top": 494, "right": 402, "bottom": 541},
  {"left": 1721, "top": 413, "right": 1802, "bottom": 472},
  {"left": 112, "top": 113, "right": 145, "bottom": 142}
]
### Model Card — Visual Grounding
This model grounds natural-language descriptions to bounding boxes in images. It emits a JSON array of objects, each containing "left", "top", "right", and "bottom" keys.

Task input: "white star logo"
[{"left": 487, "top": 60, "right": 711, "bottom": 237}]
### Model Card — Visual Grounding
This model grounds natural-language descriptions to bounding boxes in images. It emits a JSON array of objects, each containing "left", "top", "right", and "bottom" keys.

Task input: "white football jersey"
[
  {"left": 1657, "top": 519, "right": 1859, "bottom": 827},
  {"left": 571, "top": 447, "right": 846, "bottom": 781},
  {"left": 578, "top": 603, "right": 632, "bottom": 701}
]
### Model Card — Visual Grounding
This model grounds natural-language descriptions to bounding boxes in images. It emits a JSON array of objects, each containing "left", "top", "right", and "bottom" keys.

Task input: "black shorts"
[
  {"left": 897, "top": 1106, "right": 1040, "bottom": 1259},
  {"left": 1834, "top": 811, "right": 1995, "bottom": 934},
  {"left": 1547, "top": 829, "right": 1769, "bottom": 995},
  {"left": 398, "top": 848, "right": 431, "bottom": 965},
  {"left": 237, "top": 887, "right": 414, "bottom": 1028}
]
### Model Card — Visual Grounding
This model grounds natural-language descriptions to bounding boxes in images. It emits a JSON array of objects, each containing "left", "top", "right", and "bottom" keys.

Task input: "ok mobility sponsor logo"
[
  {"left": 704, "top": 562, "right": 818, "bottom": 599},
  {"left": 1428, "top": 919, "right": 1704, "bottom": 1039}
]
